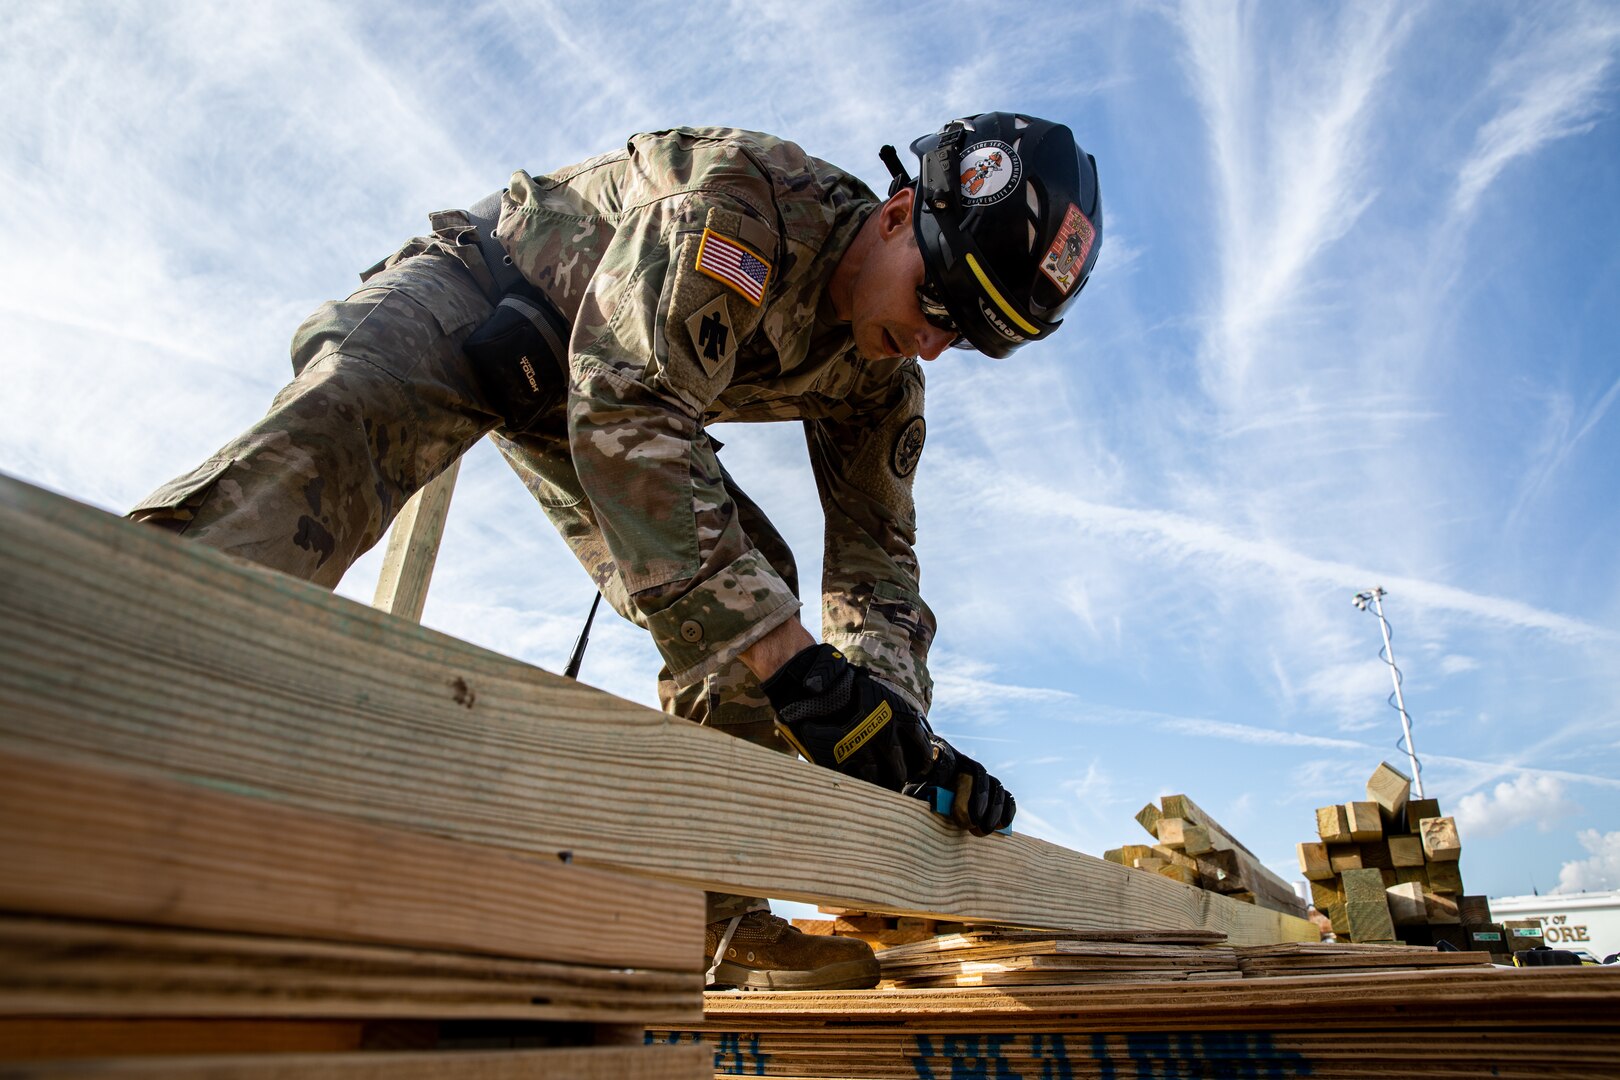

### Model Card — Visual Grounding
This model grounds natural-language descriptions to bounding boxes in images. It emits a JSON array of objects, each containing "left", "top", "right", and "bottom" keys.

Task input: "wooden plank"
[
  {"left": 1152, "top": 818, "right": 1211, "bottom": 855},
  {"left": 0, "top": 1019, "right": 373, "bottom": 1060},
  {"left": 1156, "top": 794, "right": 1302, "bottom": 915},
  {"left": 1428, "top": 860, "right": 1464, "bottom": 895},
  {"left": 1345, "top": 801, "right": 1383, "bottom": 841},
  {"left": 1296, "top": 842, "right": 1333, "bottom": 881},
  {"left": 3, "top": 1046, "right": 706, "bottom": 1079},
  {"left": 0, "top": 915, "right": 700, "bottom": 1023},
  {"left": 1366, "top": 761, "right": 1411, "bottom": 821},
  {"left": 1341, "top": 868, "right": 1396, "bottom": 943},
  {"left": 0, "top": 475, "right": 1317, "bottom": 945},
  {"left": 1316, "top": 805, "right": 1352, "bottom": 843},
  {"left": 0, "top": 746, "right": 699, "bottom": 972},
  {"left": 1404, "top": 797, "right": 1440, "bottom": 831},
  {"left": 1424, "top": 891, "right": 1461, "bottom": 925},
  {"left": 1385, "top": 882, "right": 1426, "bottom": 925},
  {"left": 1328, "top": 847, "right": 1363, "bottom": 873},
  {"left": 1387, "top": 834, "right": 1425, "bottom": 867},
  {"left": 1133, "top": 801, "right": 1161, "bottom": 838},
  {"left": 370, "top": 458, "right": 460, "bottom": 623},
  {"left": 1420, "top": 815, "right": 1461, "bottom": 861}
]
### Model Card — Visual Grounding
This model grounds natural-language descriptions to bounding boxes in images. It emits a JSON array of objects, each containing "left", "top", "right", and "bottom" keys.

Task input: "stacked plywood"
[
  {"left": 1299, "top": 763, "right": 1489, "bottom": 946},
  {"left": 0, "top": 747, "right": 707, "bottom": 1076},
  {"left": 1110, "top": 793, "right": 1307, "bottom": 917},
  {"left": 656, "top": 967, "right": 1620, "bottom": 1078},
  {"left": 792, "top": 909, "right": 962, "bottom": 951},
  {"left": 877, "top": 930, "right": 1238, "bottom": 987}
]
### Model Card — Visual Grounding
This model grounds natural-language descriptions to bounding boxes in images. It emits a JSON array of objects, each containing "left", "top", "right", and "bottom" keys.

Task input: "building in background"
[{"left": 1489, "top": 890, "right": 1620, "bottom": 961}]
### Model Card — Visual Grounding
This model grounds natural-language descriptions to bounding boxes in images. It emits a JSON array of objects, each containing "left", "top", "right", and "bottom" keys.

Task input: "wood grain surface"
[
  {"left": 0, "top": 474, "right": 1315, "bottom": 944},
  {"left": 0, "top": 916, "right": 700, "bottom": 1023},
  {"left": 0, "top": 747, "right": 699, "bottom": 971},
  {"left": 0, "top": 1045, "right": 707, "bottom": 1079}
]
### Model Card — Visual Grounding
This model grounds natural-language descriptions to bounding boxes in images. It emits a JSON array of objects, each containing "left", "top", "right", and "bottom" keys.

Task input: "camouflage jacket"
[{"left": 493, "top": 127, "right": 936, "bottom": 711}]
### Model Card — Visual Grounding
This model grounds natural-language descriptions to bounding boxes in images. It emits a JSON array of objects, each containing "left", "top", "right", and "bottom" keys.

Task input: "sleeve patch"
[
  {"left": 695, "top": 228, "right": 771, "bottom": 306},
  {"left": 891, "top": 416, "right": 926, "bottom": 477},
  {"left": 685, "top": 294, "right": 737, "bottom": 378}
]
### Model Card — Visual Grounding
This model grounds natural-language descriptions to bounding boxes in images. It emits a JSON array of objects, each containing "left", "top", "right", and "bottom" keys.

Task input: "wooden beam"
[
  {"left": 1420, "top": 816, "right": 1462, "bottom": 861},
  {"left": 1315, "top": 805, "right": 1352, "bottom": 843},
  {"left": 2, "top": 1046, "right": 706, "bottom": 1079},
  {"left": 371, "top": 459, "right": 460, "bottom": 623},
  {"left": 1341, "top": 868, "right": 1396, "bottom": 943},
  {"left": 1295, "top": 842, "right": 1333, "bottom": 881},
  {"left": 1133, "top": 801, "right": 1161, "bottom": 838},
  {"left": 0, "top": 746, "right": 700, "bottom": 971},
  {"left": 1157, "top": 794, "right": 1303, "bottom": 916},
  {"left": 0, "top": 475, "right": 1317, "bottom": 945},
  {"left": 1344, "top": 801, "right": 1383, "bottom": 841},
  {"left": 0, "top": 915, "right": 700, "bottom": 1023},
  {"left": 1366, "top": 761, "right": 1411, "bottom": 821},
  {"left": 1388, "top": 834, "right": 1426, "bottom": 867}
]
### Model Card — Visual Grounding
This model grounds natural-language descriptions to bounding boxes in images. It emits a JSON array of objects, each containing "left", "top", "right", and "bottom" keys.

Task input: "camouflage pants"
[{"left": 129, "top": 244, "right": 795, "bottom": 923}]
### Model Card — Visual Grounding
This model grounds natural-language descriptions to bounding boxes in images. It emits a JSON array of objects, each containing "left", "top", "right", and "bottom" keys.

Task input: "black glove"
[
  {"left": 761, "top": 644, "right": 932, "bottom": 792},
  {"left": 904, "top": 735, "right": 1016, "bottom": 837}
]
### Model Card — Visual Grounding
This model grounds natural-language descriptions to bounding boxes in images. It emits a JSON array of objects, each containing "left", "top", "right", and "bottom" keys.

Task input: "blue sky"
[{"left": 3, "top": 1, "right": 1617, "bottom": 908}]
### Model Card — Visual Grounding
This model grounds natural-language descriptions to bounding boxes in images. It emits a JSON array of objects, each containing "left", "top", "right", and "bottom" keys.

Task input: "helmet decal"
[
  {"left": 1039, "top": 203, "right": 1096, "bottom": 294},
  {"left": 977, "top": 296, "right": 1027, "bottom": 343},
  {"left": 957, "top": 140, "right": 1022, "bottom": 206}
]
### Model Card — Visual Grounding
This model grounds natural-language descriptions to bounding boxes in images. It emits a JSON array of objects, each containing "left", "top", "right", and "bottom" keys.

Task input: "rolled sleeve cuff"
[
  {"left": 828, "top": 631, "right": 932, "bottom": 717},
  {"left": 646, "top": 549, "right": 802, "bottom": 687}
]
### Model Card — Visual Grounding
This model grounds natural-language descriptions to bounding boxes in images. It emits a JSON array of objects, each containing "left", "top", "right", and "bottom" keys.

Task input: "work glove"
[
  {"left": 761, "top": 643, "right": 933, "bottom": 792},
  {"left": 903, "top": 735, "right": 1016, "bottom": 837}
]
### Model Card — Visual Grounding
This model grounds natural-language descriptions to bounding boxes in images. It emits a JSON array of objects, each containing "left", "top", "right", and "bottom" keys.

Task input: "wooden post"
[{"left": 372, "top": 461, "right": 461, "bottom": 623}]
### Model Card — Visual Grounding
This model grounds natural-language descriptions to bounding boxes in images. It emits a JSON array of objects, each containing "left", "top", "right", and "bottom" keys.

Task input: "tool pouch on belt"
[{"left": 463, "top": 277, "right": 571, "bottom": 434}]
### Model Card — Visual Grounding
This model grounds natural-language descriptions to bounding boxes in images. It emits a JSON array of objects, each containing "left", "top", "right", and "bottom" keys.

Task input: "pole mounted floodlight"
[{"left": 1352, "top": 586, "right": 1424, "bottom": 797}]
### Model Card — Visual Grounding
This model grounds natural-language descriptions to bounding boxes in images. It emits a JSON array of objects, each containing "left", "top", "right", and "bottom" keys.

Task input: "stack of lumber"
[
  {"left": 1110, "top": 793, "right": 1307, "bottom": 917},
  {"left": 657, "top": 967, "right": 1620, "bottom": 1078},
  {"left": 1234, "top": 941, "right": 1494, "bottom": 977},
  {"left": 0, "top": 473, "right": 1317, "bottom": 952},
  {"left": 1298, "top": 762, "right": 1489, "bottom": 947},
  {"left": 0, "top": 746, "right": 707, "bottom": 1077},
  {"left": 876, "top": 929, "right": 1238, "bottom": 987},
  {"left": 792, "top": 909, "right": 965, "bottom": 951}
]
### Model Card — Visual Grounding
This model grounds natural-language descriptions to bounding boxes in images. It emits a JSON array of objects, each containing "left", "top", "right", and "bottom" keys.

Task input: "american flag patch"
[{"left": 695, "top": 228, "right": 771, "bottom": 306}]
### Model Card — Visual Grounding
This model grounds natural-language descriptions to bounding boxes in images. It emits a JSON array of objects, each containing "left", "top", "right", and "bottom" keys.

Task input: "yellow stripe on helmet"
[{"left": 965, "top": 253, "right": 1042, "bottom": 336}]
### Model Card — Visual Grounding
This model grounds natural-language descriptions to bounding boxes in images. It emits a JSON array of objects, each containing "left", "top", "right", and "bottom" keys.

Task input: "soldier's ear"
[{"left": 879, "top": 186, "right": 915, "bottom": 241}]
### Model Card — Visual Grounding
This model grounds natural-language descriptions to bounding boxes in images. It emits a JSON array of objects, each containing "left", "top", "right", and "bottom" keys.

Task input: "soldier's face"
[{"left": 850, "top": 190, "right": 960, "bottom": 363}]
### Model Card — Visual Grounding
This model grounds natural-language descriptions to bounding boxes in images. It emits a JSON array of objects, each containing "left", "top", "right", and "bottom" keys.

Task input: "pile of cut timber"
[
  {"left": 659, "top": 967, "right": 1620, "bottom": 1078},
  {"left": 1299, "top": 762, "right": 1490, "bottom": 948},
  {"left": 0, "top": 747, "right": 706, "bottom": 1078},
  {"left": 792, "top": 909, "right": 967, "bottom": 951},
  {"left": 877, "top": 929, "right": 1238, "bottom": 988},
  {"left": 874, "top": 931, "right": 1497, "bottom": 989},
  {"left": 1109, "top": 793, "right": 1307, "bottom": 917}
]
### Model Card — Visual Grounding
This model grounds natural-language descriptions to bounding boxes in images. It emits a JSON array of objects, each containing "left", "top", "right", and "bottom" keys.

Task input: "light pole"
[{"left": 1353, "top": 586, "right": 1425, "bottom": 797}]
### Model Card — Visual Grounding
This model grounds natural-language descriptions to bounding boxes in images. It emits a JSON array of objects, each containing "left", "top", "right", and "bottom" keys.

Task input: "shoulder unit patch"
[
  {"left": 696, "top": 228, "right": 771, "bottom": 306},
  {"left": 685, "top": 294, "right": 736, "bottom": 378},
  {"left": 891, "top": 416, "right": 926, "bottom": 478}
]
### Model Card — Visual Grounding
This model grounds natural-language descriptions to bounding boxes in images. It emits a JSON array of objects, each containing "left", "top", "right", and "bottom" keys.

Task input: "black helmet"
[{"left": 881, "top": 112, "right": 1102, "bottom": 358}]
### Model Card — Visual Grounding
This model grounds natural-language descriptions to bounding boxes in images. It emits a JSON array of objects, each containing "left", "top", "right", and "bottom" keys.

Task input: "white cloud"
[
  {"left": 1453, "top": 774, "right": 1578, "bottom": 838},
  {"left": 1555, "top": 829, "right": 1620, "bottom": 893},
  {"left": 1452, "top": 6, "right": 1620, "bottom": 218},
  {"left": 1439, "top": 654, "right": 1480, "bottom": 675}
]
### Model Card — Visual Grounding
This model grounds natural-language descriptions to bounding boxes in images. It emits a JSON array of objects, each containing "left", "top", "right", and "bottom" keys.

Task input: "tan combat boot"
[{"left": 705, "top": 910, "right": 880, "bottom": 990}]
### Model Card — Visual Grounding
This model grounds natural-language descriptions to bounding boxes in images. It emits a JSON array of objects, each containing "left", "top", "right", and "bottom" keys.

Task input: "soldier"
[{"left": 129, "top": 112, "right": 1103, "bottom": 990}]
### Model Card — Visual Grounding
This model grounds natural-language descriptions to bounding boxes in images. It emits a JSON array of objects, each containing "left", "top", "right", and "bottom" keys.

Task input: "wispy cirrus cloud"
[{"left": 1451, "top": 5, "right": 1620, "bottom": 219}]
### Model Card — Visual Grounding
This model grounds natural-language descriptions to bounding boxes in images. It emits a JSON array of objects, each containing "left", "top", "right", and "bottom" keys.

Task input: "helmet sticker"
[
  {"left": 1039, "top": 203, "right": 1096, "bottom": 294},
  {"left": 957, "top": 140, "right": 1022, "bottom": 207},
  {"left": 891, "top": 417, "right": 926, "bottom": 478},
  {"left": 977, "top": 296, "right": 1027, "bottom": 343}
]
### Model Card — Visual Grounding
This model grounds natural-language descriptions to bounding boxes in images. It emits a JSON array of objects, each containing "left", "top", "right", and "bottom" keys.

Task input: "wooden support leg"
[{"left": 371, "top": 459, "right": 460, "bottom": 622}]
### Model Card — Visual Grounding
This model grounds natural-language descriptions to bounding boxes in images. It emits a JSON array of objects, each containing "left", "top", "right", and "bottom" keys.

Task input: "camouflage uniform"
[{"left": 132, "top": 128, "right": 939, "bottom": 917}]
